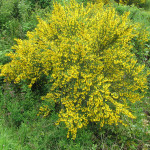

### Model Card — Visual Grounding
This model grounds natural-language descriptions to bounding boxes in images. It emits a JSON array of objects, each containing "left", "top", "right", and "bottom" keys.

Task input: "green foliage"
[
  {"left": 88, "top": 0, "right": 111, "bottom": 5},
  {"left": 0, "top": 0, "right": 44, "bottom": 51},
  {"left": 114, "top": 0, "right": 146, "bottom": 8},
  {"left": 0, "top": 101, "right": 94, "bottom": 150},
  {"left": 0, "top": 119, "right": 22, "bottom": 149},
  {"left": 0, "top": 50, "right": 12, "bottom": 66},
  {"left": 114, "top": 3, "right": 150, "bottom": 28},
  {"left": 143, "top": 0, "right": 150, "bottom": 10},
  {"left": 17, "top": 0, "right": 32, "bottom": 21},
  {"left": 20, "top": 115, "right": 93, "bottom": 150},
  {"left": 0, "top": 0, "right": 24, "bottom": 30},
  {"left": 0, "top": 81, "right": 40, "bottom": 127},
  {"left": 0, "top": 0, "right": 15, "bottom": 28},
  {"left": 27, "top": 0, "right": 52, "bottom": 9}
]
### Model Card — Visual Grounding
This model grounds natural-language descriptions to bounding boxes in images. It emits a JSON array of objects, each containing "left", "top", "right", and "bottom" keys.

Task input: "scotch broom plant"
[{"left": 0, "top": 0, "right": 149, "bottom": 140}]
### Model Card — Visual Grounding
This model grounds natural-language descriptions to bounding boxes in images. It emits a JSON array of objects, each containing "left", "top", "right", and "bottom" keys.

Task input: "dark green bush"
[
  {"left": 0, "top": 82, "right": 40, "bottom": 127},
  {"left": 27, "top": 0, "right": 52, "bottom": 9}
]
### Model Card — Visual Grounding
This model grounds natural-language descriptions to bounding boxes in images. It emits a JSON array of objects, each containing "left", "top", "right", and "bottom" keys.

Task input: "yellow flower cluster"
[
  {"left": 0, "top": 0, "right": 149, "bottom": 140},
  {"left": 37, "top": 105, "right": 50, "bottom": 117},
  {"left": 0, "top": 20, "right": 54, "bottom": 87},
  {"left": 91, "top": 0, "right": 111, "bottom": 5}
]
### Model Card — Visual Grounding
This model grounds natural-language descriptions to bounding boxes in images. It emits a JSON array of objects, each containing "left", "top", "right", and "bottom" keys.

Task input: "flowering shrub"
[
  {"left": 90, "top": 0, "right": 111, "bottom": 4},
  {"left": 0, "top": 0, "right": 149, "bottom": 139}
]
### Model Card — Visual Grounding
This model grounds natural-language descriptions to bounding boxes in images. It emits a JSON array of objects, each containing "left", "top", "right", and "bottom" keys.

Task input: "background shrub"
[
  {"left": 114, "top": 0, "right": 146, "bottom": 8},
  {"left": 26, "top": 0, "right": 52, "bottom": 9},
  {"left": 0, "top": 81, "right": 40, "bottom": 127}
]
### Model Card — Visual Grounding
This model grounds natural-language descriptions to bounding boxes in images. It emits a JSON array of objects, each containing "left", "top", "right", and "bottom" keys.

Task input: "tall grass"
[{"left": 0, "top": 118, "right": 22, "bottom": 150}]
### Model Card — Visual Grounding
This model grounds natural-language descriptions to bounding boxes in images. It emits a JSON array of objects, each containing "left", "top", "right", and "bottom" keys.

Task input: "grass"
[{"left": 0, "top": 118, "right": 23, "bottom": 150}]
